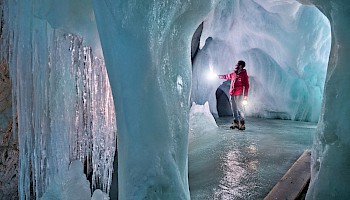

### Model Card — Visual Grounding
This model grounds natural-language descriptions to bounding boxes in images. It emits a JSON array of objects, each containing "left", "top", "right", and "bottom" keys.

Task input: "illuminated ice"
[{"left": 3, "top": 1, "right": 116, "bottom": 199}]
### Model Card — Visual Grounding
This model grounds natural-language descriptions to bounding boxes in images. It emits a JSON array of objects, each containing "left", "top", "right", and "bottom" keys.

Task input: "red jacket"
[{"left": 218, "top": 69, "right": 249, "bottom": 96}]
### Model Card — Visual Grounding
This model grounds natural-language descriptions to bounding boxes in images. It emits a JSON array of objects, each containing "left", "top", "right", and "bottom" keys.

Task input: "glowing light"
[
  {"left": 242, "top": 100, "right": 248, "bottom": 106},
  {"left": 207, "top": 66, "right": 217, "bottom": 80}
]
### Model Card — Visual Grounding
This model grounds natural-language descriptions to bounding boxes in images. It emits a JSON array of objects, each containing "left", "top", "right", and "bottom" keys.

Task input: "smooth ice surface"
[
  {"left": 33, "top": 0, "right": 102, "bottom": 57},
  {"left": 188, "top": 104, "right": 315, "bottom": 199},
  {"left": 191, "top": 0, "right": 331, "bottom": 122}
]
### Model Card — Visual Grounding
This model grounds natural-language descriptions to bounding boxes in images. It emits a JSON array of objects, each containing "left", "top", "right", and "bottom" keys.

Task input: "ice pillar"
[
  {"left": 306, "top": 1, "right": 350, "bottom": 199},
  {"left": 92, "top": 0, "right": 217, "bottom": 199}
]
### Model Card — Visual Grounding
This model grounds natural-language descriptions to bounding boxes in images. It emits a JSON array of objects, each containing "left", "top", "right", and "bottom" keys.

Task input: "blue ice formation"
[
  {"left": 1, "top": 0, "right": 350, "bottom": 199},
  {"left": 191, "top": 0, "right": 331, "bottom": 122},
  {"left": 92, "top": 1, "right": 217, "bottom": 199}
]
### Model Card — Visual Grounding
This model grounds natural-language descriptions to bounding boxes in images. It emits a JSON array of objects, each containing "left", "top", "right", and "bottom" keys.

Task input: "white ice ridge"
[
  {"left": 40, "top": 160, "right": 110, "bottom": 200},
  {"left": 189, "top": 102, "right": 218, "bottom": 141}
]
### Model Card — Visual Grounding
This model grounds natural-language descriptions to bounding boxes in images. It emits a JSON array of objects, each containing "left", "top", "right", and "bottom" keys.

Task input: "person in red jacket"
[{"left": 218, "top": 60, "right": 250, "bottom": 130}]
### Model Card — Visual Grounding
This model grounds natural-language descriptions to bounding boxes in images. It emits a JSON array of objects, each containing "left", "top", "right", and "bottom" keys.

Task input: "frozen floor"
[{"left": 188, "top": 117, "right": 316, "bottom": 200}]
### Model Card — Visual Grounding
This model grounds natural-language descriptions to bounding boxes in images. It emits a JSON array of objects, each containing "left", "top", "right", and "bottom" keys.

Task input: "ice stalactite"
[{"left": 3, "top": 0, "right": 117, "bottom": 199}]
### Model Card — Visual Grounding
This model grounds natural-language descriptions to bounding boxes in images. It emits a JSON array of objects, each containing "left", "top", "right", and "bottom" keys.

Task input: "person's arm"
[
  {"left": 218, "top": 74, "right": 229, "bottom": 79},
  {"left": 243, "top": 71, "right": 249, "bottom": 98},
  {"left": 218, "top": 72, "right": 235, "bottom": 80}
]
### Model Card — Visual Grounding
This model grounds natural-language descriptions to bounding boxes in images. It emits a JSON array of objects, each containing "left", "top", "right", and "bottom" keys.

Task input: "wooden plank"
[{"left": 264, "top": 150, "right": 311, "bottom": 200}]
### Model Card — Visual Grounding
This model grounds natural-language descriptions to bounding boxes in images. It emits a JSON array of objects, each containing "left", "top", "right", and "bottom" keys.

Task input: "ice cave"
[{"left": 0, "top": 0, "right": 349, "bottom": 199}]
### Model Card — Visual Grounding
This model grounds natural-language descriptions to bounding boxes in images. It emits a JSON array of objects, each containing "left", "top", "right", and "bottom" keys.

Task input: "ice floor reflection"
[{"left": 188, "top": 117, "right": 316, "bottom": 200}]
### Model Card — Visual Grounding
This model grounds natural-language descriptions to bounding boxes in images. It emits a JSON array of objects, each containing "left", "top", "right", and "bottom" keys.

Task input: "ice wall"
[
  {"left": 92, "top": 0, "right": 218, "bottom": 199},
  {"left": 191, "top": 0, "right": 331, "bottom": 122},
  {"left": 305, "top": 0, "right": 350, "bottom": 199},
  {"left": 3, "top": 0, "right": 116, "bottom": 199}
]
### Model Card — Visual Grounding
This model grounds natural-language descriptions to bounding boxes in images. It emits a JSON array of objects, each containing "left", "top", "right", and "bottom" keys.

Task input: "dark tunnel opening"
[
  {"left": 215, "top": 81, "right": 233, "bottom": 117},
  {"left": 215, "top": 88, "right": 232, "bottom": 117}
]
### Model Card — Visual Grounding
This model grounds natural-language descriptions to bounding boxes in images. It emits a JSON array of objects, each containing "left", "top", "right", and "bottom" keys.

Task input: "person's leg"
[
  {"left": 234, "top": 95, "right": 246, "bottom": 130},
  {"left": 235, "top": 96, "right": 245, "bottom": 120},
  {"left": 230, "top": 96, "right": 239, "bottom": 129},
  {"left": 231, "top": 96, "right": 239, "bottom": 120}
]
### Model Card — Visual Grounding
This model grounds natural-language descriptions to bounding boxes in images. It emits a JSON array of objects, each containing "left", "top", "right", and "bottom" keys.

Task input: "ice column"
[
  {"left": 92, "top": 0, "right": 217, "bottom": 199},
  {"left": 306, "top": 1, "right": 350, "bottom": 199},
  {"left": 5, "top": 0, "right": 116, "bottom": 199}
]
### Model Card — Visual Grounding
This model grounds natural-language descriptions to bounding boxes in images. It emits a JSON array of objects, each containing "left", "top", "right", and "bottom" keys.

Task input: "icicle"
[
  {"left": 90, "top": 56, "right": 117, "bottom": 194},
  {"left": 4, "top": 0, "right": 117, "bottom": 197}
]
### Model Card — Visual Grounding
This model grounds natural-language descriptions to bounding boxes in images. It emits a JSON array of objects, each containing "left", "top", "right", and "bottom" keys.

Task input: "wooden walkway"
[{"left": 264, "top": 150, "right": 311, "bottom": 200}]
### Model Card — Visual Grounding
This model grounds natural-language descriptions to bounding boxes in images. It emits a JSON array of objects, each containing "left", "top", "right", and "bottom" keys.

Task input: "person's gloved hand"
[
  {"left": 218, "top": 75, "right": 225, "bottom": 79},
  {"left": 244, "top": 96, "right": 248, "bottom": 100}
]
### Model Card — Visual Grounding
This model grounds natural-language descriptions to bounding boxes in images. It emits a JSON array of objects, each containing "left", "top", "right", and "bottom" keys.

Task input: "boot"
[
  {"left": 230, "top": 120, "right": 239, "bottom": 129},
  {"left": 239, "top": 120, "right": 245, "bottom": 130}
]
